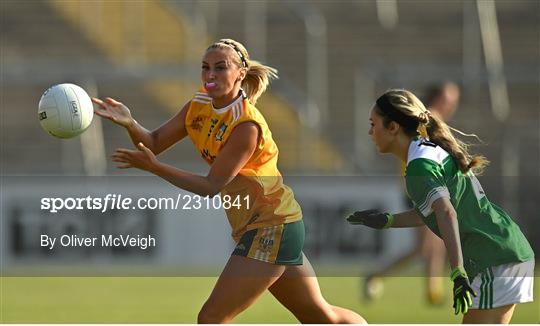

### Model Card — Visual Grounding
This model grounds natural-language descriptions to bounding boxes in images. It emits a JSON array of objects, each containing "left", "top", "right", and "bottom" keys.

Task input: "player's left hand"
[
  {"left": 346, "top": 209, "right": 394, "bottom": 229},
  {"left": 111, "top": 142, "right": 159, "bottom": 172},
  {"left": 451, "top": 267, "right": 477, "bottom": 315}
]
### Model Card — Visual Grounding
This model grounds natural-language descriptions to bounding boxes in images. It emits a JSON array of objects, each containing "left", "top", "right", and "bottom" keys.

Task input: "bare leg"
[
  {"left": 462, "top": 304, "right": 516, "bottom": 324},
  {"left": 364, "top": 227, "right": 426, "bottom": 301},
  {"left": 198, "top": 255, "right": 285, "bottom": 324},
  {"left": 269, "top": 254, "right": 367, "bottom": 324},
  {"left": 372, "top": 227, "right": 426, "bottom": 278},
  {"left": 420, "top": 227, "right": 447, "bottom": 304}
]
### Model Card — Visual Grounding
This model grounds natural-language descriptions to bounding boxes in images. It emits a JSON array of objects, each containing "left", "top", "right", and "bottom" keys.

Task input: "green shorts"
[{"left": 232, "top": 220, "right": 304, "bottom": 265}]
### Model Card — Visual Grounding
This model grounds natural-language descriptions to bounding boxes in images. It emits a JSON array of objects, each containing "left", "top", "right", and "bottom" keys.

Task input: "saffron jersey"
[{"left": 185, "top": 89, "right": 302, "bottom": 242}]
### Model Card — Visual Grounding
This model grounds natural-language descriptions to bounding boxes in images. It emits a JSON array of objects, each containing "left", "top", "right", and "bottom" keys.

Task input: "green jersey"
[{"left": 405, "top": 137, "right": 534, "bottom": 278}]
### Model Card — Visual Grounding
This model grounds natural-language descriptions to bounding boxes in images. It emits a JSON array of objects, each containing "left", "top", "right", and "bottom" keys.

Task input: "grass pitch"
[{"left": 1, "top": 276, "right": 538, "bottom": 323}]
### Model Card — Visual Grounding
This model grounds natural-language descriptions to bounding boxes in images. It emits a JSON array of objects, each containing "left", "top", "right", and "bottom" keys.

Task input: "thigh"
[
  {"left": 268, "top": 254, "right": 335, "bottom": 323},
  {"left": 200, "top": 255, "right": 286, "bottom": 320},
  {"left": 463, "top": 304, "right": 516, "bottom": 324}
]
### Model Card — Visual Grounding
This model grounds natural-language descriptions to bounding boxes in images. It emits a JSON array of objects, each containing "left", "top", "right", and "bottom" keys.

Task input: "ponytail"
[
  {"left": 242, "top": 60, "right": 278, "bottom": 105},
  {"left": 377, "top": 89, "right": 489, "bottom": 175},
  {"left": 426, "top": 114, "right": 489, "bottom": 174}
]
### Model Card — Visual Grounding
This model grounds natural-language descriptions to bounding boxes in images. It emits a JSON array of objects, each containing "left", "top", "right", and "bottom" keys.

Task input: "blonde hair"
[
  {"left": 376, "top": 89, "right": 489, "bottom": 174},
  {"left": 206, "top": 39, "right": 278, "bottom": 105}
]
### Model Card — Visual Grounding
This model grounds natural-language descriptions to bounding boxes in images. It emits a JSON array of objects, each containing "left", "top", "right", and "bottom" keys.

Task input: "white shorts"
[{"left": 470, "top": 260, "right": 535, "bottom": 310}]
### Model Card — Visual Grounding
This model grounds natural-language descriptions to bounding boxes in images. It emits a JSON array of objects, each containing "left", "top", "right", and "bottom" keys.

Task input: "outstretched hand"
[
  {"left": 346, "top": 209, "right": 394, "bottom": 229},
  {"left": 111, "top": 142, "right": 159, "bottom": 172},
  {"left": 92, "top": 97, "right": 134, "bottom": 128}
]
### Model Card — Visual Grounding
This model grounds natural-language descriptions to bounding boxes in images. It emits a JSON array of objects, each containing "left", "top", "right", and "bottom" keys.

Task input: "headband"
[
  {"left": 220, "top": 41, "right": 248, "bottom": 68},
  {"left": 376, "top": 94, "right": 419, "bottom": 131}
]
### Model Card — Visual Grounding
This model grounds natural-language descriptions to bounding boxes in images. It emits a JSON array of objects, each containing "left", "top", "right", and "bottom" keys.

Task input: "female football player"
[
  {"left": 364, "top": 82, "right": 460, "bottom": 305},
  {"left": 93, "top": 39, "right": 366, "bottom": 324},
  {"left": 347, "top": 89, "right": 534, "bottom": 323}
]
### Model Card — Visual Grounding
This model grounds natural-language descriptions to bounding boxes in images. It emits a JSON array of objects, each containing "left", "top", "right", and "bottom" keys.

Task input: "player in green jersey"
[{"left": 348, "top": 89, "right": 534, "bottom": 323}]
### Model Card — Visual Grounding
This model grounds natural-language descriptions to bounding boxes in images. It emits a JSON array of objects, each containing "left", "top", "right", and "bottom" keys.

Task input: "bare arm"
[
  {"left": 390, "top": 209, "right": 425, "bottom": 228},
  {"left": 151, "top": 122, "right": 258, "bottom": 196},
  {"left": 432, "top": 197, "right": 463, "bottom": 269},
  {"left": 92, "top": 97, "right": 189, "bottom": 155},
  {"left": 112, "top": 122, "right": 259, "bottom": 197}
]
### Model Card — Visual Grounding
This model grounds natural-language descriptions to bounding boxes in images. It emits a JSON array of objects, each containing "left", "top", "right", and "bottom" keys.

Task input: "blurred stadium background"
[{"left": 1, "top": 0, "right": 538, "bottom": 323}]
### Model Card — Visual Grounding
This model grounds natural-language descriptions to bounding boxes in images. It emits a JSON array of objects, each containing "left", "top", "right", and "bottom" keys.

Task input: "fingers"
[
  {"left": 347, "top": 212, "right": 365, "bottom": 225},
  {"left": 92, "top": 97, "right": 121, "bottom": 110},
  {"left": 462, "top": 298, "right": 469, "bottom": 314},
  {"left": 111, "top": 152, "right": 129, "bottom": 163},
  {"left": 91, "top": 97, "right": 106, "bottom": 108},
  {"left": 358, "top": 209, "right": 379, "bottom": 215},
  {"left": 105, "top": 97, "right": 121, "bottom": 105},
  {"left": 115, "top": 148, "right": 135, "bottom": 154},
  {"left": 112, "top": 153, "right": 134, "bottom": 169},
  {"left": 92, "top": 98, "right": 114, "bottom": 120},
  {"left": 113, "top": 145, "right": 152, "bottom": 160},
  {"left": 112, "top": 148, "right": 135, "bottom": 163},
  {"left": 346, "top": 209, "right": 379, "bottom": 223},
  {"left": 93, "top": 108, "right": 112, "bottom": 119},
  {"left": 455, "top": 297, "right": 465, "bottom": 315},
  {"left": 466, "top": 291, "right": 473, "bottom": 309},
  {"left": 453, "top": 294, "right": 473, "bottom": 315},
  {"left": 352, "top": 211, "right": 368, "bottom": 219},
  {"left": 346, "top": 216, "right": 361, "bottom": 225},
  {"left": 111, "top": 145, "right": 156, "bottom": 172}
]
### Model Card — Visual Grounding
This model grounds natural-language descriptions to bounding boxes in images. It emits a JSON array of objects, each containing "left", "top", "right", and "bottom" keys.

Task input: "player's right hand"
[
  {"left": 346, "top": 209, "right": 394, "bottom": 229},
  {"left": 92, "top": 97, "right": 134, "bottom": 128}
]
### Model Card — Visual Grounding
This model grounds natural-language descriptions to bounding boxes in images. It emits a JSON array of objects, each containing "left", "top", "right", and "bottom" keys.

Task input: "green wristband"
[
  {"left": 383, "top": 213, "right": 394, "bottom": 229},
  {"left": 450, "top": 266, "right": 468, "bottom": 281}
]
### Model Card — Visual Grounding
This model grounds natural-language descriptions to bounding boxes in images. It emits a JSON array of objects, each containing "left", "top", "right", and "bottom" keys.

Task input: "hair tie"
[
  {"left": 418, "top": 111, "right": 431, "bottom": 124},
  {"left": 220, "top": 40, "right": 248, "bottom": 68}
]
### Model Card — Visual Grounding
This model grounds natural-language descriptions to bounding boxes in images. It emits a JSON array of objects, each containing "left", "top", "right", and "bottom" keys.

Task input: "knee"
[
  {"left": 295, "top": 305, "right": 340, "bottom": 324},
  {"left": 331, "top": 306, "right": 368, "bottom": 324},
  {"left": 197, "top": 306, "right": 231, "bottom": 324}
]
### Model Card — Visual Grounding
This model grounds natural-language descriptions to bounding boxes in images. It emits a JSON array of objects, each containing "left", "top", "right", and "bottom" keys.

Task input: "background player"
[
  {"left": 348, "top": 89, "right": 534, "bottom": 323},
  {"left": 92, "top": 39, "right": 366, "bottom": 324}
]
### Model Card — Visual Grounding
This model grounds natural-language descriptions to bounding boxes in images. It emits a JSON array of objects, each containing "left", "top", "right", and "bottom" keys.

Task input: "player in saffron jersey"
[
  {"left": 92, "top": 39, "right": 366, "bottom": 324},
  {"left": 347, "top": 89, "right": 534, "bottom": 323}
]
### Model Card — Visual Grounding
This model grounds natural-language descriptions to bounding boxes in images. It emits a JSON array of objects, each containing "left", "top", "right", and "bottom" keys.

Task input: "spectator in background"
[{"left": 363, "top": 82, "right": 460, "bottom": 305}]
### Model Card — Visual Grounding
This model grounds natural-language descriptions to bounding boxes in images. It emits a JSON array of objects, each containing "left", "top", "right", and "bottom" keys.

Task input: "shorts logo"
[
  {"left": 235, "top": 243, "right": 246, "bottom": 252},
  {"left": 258, "top": 236, "right": 274, "bottom": 253}
]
